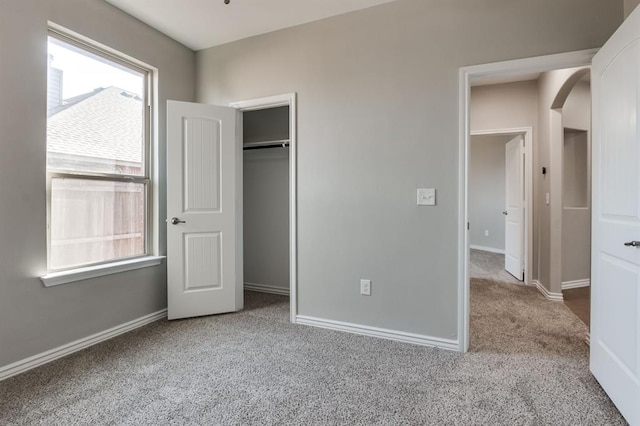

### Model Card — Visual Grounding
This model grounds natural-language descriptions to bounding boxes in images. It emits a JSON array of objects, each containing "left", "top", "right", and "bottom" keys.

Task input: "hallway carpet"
[
  {"left": 470, "top": 248, "right": 522, "bottom": 285},
  {"left": 0, "top": 288, "right": 623, "bottom": 425}
]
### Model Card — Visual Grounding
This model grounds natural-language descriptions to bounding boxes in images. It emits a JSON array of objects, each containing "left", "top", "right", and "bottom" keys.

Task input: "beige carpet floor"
[
  {"left": 470, "top": 249, "right": 522, "bottom": 284},
  {"left": 470, "top": 248, "right": 592, "bottom": 328},
  {"left": 0, "top": 287, "right": 624, "bottom": 425}
]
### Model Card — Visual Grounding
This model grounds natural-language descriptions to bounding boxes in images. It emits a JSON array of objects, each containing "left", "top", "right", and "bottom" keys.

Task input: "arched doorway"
[{"left": 545, "top": 68, "right": 592, "bottom": 328}]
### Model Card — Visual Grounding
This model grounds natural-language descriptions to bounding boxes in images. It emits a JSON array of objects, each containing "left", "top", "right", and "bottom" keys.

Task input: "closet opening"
[{"left": 231, "top": 94, "right": 297, "bottom": 322}]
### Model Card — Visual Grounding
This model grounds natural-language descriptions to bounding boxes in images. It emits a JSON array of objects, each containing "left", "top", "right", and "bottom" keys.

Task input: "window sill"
[{"left": 40, "top": 256, "right": 165, "bottom": 287}]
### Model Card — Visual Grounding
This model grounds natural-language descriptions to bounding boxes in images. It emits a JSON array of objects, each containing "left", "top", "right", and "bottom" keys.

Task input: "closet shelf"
[{"left": 243, "top": 139, "right": 290, "bottom": 150}]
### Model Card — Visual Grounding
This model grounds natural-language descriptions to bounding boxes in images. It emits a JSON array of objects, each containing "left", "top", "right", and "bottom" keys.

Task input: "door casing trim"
[
  {"left": 470, "top": 127, "right": 533, "bottom": 286},
  {"left": 230, "top": 93, "right": 298, "bottom": 322},
  {"left": 458, "top": 50, "right": 598, "bottom": 352}
]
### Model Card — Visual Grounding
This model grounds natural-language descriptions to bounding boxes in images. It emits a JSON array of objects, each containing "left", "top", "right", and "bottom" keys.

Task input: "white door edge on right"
[{"left": 590, "top": 5, "right": 640, "bottom": 424}]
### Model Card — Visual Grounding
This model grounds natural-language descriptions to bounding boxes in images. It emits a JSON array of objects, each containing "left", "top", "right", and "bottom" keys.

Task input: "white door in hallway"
[
  {"left": 504, "top": 135, "right": 524, "bottom": 280},
  {"left": 166, "top": 101, "right": 241, "bottom": 320},
  {"left": 591, "top": 6, "right": 640, "bottom": 424}
]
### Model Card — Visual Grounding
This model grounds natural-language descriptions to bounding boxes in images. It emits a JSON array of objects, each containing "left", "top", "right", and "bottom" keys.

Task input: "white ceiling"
[{"left": 105, "top": 0, "right": 397, "bottom": 51}]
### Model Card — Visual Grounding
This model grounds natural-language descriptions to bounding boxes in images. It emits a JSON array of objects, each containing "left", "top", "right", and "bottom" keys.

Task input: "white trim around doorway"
[
  {"left": 230, "top": 93, "right": 298, "bottom": 323},
  {"left": 458, "top": 49, "right": 598, "bottom": 353}
]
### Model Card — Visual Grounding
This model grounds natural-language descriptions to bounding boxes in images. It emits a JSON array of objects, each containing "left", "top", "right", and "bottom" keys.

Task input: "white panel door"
[
  {"left": 167, "top": 101, "right": 240, "bottom": 320},
  {"left": 591, "top": 6, "right": 640, "bottom": 424},
  {"left": 504, "top": 135, "right": 524, "bottom": 280}
]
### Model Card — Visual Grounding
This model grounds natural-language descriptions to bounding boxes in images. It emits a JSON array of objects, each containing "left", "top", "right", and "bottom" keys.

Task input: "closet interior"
[{"left": 242, "top": 106, "right": 290, "bottom": 296}]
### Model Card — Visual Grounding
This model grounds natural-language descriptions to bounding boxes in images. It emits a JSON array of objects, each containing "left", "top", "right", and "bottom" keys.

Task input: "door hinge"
[{"left": 467, "top": 222, "right": 470, "bottom": 230}]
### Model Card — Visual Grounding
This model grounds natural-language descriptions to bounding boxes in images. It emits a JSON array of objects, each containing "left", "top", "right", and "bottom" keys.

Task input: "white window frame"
[{"left": 41, "top": 26, "right": 162, "bottom": 287}]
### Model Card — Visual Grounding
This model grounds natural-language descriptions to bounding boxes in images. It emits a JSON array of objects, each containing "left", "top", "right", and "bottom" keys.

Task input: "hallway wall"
[
  {"left": 470, "top": 81, "right": 539, "bottom": 277},
  {"left": 561, "top": 80, "right": 591, "bottom": 285},
  {"left": 469, "top": 134, "right": 513, "bottom": 252},
  {"left": 537, "top": 67, "right": 590, "bottom": 294},
  {"left": 624, "top": 0, "right": 640, "bottom": 18}
]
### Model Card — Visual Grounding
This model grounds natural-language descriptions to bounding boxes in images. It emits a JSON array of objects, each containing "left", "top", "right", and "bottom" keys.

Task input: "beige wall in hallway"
[
  {"left": 625, "top": 0, "right": 640, "bottom": 17},
  {"left": 470, "top": 81, "right": 539, "bottom": 278},
  {"left": 561, "top": 81, "right": 591, "bottom": 285},
  {"left": 471, "top": 81, "right": 539, "bottom": 130},
  {"left": 537, "top": 67, "right": 590, "bottom": 294}
]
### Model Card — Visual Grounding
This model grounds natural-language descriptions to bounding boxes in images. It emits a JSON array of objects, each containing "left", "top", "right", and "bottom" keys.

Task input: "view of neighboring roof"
[{"left": 47, "top": 86, "right": 144, "bottom": 164}]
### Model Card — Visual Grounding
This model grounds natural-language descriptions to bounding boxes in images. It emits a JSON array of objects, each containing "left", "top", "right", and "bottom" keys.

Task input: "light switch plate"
[{"left": 417, "top": 188, "right": 436, "bottom": 206}]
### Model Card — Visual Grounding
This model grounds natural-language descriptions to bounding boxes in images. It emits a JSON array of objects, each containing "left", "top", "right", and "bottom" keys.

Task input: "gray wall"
[
  {"left": 196, "top": 0, "right": 621, "bottom": 340},
  {"left": 0, "top": 0, "right": 195, "bottom": 367},
  {"left": 243, "top": 106, "right": 290, "bottom": 144},
  {"left": 469, "top": 135, "right": 514, "bottom": 252},
  {"left": 243, "top": 148, "right": 290, "bottom": 290}
]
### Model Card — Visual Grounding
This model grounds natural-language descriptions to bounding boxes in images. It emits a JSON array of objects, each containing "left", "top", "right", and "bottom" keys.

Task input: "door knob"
[
  {"left": 170, "top": 217, "right": 186, "bottom": 225},
  {"left": 624, "top": 241, "right": 640, "bottom": 247},
  {"left": 502, "top": 211, "right": 508, "bottom": 216}
]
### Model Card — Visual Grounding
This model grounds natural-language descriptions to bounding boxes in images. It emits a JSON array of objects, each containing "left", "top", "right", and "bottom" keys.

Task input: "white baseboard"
[
  {"left": 244, "top": 282, "right": 290, "bottom": 296},
  {"left": 296, "top": 315, "right": 459, "bottom": 351},
  {"left": 562, "top": 279, "right": 590, "bottom": 290},
  {"left": 470, "top": 245, "right": 505, "bottom": 255},
  {"left": 0, "top": 309, "right": 167, "bottom": 382},
  {"left": 533, "top": 280, "right": 564, "bottom": 301}
]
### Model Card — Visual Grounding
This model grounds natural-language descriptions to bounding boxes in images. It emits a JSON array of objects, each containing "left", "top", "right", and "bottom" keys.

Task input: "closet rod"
[{"left": 243, "top": 140, "right": 290, "bottom": 150}]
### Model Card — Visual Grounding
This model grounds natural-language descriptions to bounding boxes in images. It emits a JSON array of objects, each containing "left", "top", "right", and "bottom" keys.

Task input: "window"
[{"left": 46, "top": 30, "right": 151, "bottom": 272}]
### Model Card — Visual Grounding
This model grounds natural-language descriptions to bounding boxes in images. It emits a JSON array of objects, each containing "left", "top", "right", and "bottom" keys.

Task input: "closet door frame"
[{"left": 230, "top": 93, "right": 298, "bottom": 323}]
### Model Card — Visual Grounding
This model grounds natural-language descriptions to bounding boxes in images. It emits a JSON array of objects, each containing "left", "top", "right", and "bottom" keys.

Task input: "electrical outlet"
[
  {"left": 484, "top": 229, "right": 489, "bottom": 237},
  {"left": 360, "top": 279, "right": 371, "bottom": 296}
]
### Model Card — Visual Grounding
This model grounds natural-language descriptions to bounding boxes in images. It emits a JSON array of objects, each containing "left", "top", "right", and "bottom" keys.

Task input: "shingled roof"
[{"left": 47, "top": 87, "right": 144, "bottom": 165}]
